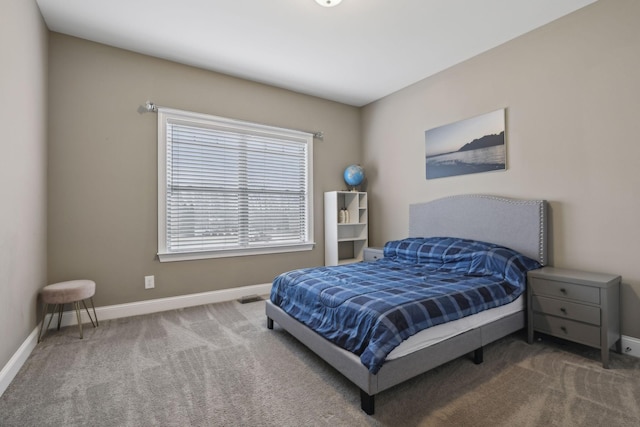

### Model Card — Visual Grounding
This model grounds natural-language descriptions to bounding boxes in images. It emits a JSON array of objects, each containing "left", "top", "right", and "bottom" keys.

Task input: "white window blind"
[{"left": 157, "top": 108, "right": 314, "bottom": 262}]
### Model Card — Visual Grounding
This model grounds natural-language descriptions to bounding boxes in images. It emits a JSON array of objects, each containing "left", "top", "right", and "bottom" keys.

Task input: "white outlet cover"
[{"left": 144, "top": 276, "right": 154, "bottom": 289}]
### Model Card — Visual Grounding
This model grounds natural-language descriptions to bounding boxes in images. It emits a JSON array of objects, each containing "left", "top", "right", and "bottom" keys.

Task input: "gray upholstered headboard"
[{"left": 409, "top": 194, "right": 547, "bottom": 265}]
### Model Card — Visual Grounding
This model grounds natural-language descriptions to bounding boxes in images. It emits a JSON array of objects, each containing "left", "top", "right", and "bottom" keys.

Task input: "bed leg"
[
  {"left": 360, "top": 389, "right": 375, "bottom": 415},
  {"left": 267, "top": 317, "right": 274, "bottom": 330},
  {"left": 474, "top": 346, "right": 484, "bottom": 364}
]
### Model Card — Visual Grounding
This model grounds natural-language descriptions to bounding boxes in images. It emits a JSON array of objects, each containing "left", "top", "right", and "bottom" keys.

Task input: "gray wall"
[
  {"left": 362, "top": 0, "right": 640, "bottom": 338},
  {"left": 47, "top": 34, "right": 361, "bottom": 307},
  {"left": 0, "top": 1, "right": 48, "bottom": 368}
]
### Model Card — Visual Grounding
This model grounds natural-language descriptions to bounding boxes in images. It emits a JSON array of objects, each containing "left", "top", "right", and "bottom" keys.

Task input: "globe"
[{"left": 343, "top": 164, "right": 365, "bottom": 189}]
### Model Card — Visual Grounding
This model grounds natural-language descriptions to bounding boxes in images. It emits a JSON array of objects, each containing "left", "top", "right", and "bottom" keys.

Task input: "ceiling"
[{"left": 36, "top": 0, "right": 597, "bottom": 107}]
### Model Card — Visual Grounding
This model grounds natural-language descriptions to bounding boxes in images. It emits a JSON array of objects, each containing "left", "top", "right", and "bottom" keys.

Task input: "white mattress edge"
[{"left": 386, "top": 294, "right": 525, "bottom": 360}]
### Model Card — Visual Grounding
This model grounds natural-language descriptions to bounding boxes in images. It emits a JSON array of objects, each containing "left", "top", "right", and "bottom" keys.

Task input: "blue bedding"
[{"left": 270, "top": 237, "right": 541, "bottom": 374}]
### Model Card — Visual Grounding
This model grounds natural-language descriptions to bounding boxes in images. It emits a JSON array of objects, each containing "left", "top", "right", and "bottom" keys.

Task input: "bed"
[{"left": 265, "top": 194, "right": 547, "bottom": 415}]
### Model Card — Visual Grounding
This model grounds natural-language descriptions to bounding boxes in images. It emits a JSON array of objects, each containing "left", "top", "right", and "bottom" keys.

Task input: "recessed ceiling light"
[{"left": 315, "top": 0, "right": 343, "bottom": 7}]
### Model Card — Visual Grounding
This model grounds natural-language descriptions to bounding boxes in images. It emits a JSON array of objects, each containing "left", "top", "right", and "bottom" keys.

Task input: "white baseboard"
[
  {"left": 42, "top": 282, "right": 272, "bottom": 329},
  {"left": 0, "top": 328, "right": 39, "bottom": 398},
  {"left": 0, "top": 283, "right": 271, "bottom": 397}
]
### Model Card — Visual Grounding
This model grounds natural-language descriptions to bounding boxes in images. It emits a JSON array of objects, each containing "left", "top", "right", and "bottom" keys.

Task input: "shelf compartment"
[{"left": 325, "top": 191, "right": 368, "bottom": 266}]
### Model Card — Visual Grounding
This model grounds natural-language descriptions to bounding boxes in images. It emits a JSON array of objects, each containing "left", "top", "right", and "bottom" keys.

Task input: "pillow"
[
  {"left": 384, "top": 237, "right": 540, "bottom": 283},
  {"left": 441, "top": 238, "right": 495, "bottom": 274},
  {"left": 383, "top": 238, "right": 430, "bottom": 263},
  {"left": 420, "top": 237, "right": 475, "bottom": 272},
  {"left": 468, "top": 247, "right": 541, "bottom": 284},
  {"left": 384, "top": 237, "right": 491, "bottom": 272}
]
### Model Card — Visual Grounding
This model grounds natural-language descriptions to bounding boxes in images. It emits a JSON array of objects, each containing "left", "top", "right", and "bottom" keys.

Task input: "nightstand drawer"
[
  {"left": 532, "top": 295, "right": 600, "bottom": 326},
  {"left": 530, "top": 278, "right": 600, "bottom": 304},
  {"left": 533, "top": 314, "right": 601, "bottom": 348},
  {"left": 363, "top": 247, "right": 384, "bottom": 262}
]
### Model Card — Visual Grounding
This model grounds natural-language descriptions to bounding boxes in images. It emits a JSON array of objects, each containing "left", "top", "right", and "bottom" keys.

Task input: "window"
[{"left": 157, "top": 108, "right": 314, "bottom": 262}]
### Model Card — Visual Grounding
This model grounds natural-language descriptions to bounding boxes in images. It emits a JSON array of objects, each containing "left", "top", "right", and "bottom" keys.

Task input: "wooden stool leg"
[
  {"left": 38, "top": 303, "right": 49, "bottom": 343},
  {"left": 75, "top": 301, "right": 84, "bottom": 339}
]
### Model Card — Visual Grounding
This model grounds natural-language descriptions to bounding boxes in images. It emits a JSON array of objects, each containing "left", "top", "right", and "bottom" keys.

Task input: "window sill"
[{"left": 157, "top": 242, "right": 315, "bottom": 262}]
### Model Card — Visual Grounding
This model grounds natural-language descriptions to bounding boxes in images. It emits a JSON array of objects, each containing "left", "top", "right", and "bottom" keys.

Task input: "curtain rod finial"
[{"left": 145, "top": 101, "right": 157, "bottom": 112}]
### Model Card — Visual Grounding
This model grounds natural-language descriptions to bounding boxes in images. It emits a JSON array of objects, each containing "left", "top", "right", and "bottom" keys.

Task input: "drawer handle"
[
  {"left": 560, "top": 288, "right": 567, "bottom": 294},
  {"left": 560, "top": 326, "right": 568, "bottom": 333},
  {"left": 560, "top": 307, "right": 567, "bottom": 314}
]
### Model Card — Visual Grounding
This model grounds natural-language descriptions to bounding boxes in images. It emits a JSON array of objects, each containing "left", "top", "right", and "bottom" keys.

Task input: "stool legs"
[
  {"left": 81, "top": 298, "right": 98, "bottom": 328},
  {"left": 47, "top": 305, "right": 58, "bottom": 331},
  {"left": 37, "top": 298, "right": 99, "bottom": 342},
  {"left": 75, "top": 301, "right": 83, "bottom": 339},
  {"left": 90, "top": 297, "right": 98, "bottom": 327},
  {"left": 37, "top": 303, "right": 49, "bottom": 343},
  {"left": 57, "top": 304, "right": 64, "bottom": 330},
  {"left": 38, "top": 303, "right": 65, "bottom": 342}
]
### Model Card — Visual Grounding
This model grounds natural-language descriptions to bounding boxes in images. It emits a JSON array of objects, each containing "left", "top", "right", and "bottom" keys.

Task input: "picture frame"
[{"left": 425, "top": 109, "right": 506, "bottom": 180}]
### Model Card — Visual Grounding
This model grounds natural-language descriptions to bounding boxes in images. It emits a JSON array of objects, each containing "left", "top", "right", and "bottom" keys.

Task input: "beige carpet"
[{"left": 2, "top": 298, "right": 639, "bottom": 426}]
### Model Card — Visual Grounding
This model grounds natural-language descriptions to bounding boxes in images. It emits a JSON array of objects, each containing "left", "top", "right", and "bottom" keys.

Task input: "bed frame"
[{"left": 266, "top": 194, "right": 547, "bottom": 415}]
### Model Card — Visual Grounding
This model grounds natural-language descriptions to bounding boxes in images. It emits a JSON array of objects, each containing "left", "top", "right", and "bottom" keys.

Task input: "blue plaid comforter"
[{"left": 270, "top": 237, "right": 541, "bottom": 374}]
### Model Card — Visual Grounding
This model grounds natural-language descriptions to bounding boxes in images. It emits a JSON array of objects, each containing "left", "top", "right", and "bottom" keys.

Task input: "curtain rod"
[{"left": 144, "top": 101, "right": 324, "bottom": 140}]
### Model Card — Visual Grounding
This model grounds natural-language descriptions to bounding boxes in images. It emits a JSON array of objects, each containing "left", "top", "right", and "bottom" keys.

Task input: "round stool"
[{"left": 38, "top": 280, "right": 99, "bottom": 342}]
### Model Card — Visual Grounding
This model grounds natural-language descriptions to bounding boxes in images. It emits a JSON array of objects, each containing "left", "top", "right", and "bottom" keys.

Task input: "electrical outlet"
[
  {"left": 144, "top": 275, "right": 155, "bottom": 289},
  {"left": 622, "top": 336, "right": 640, "bottom": 359}
]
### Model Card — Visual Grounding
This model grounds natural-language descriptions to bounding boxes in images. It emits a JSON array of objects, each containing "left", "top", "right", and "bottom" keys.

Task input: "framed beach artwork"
[{"left": 425, "top": 109, "right": 506, "bottom": 180}]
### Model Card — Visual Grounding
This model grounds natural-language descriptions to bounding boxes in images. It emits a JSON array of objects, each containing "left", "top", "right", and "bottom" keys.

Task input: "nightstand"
[
  {"left": 363, "top": 247, "right": 384, "bottom": 262},
  {"left": 527, "top": 267, "right": 621, "bottom": 368}
]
